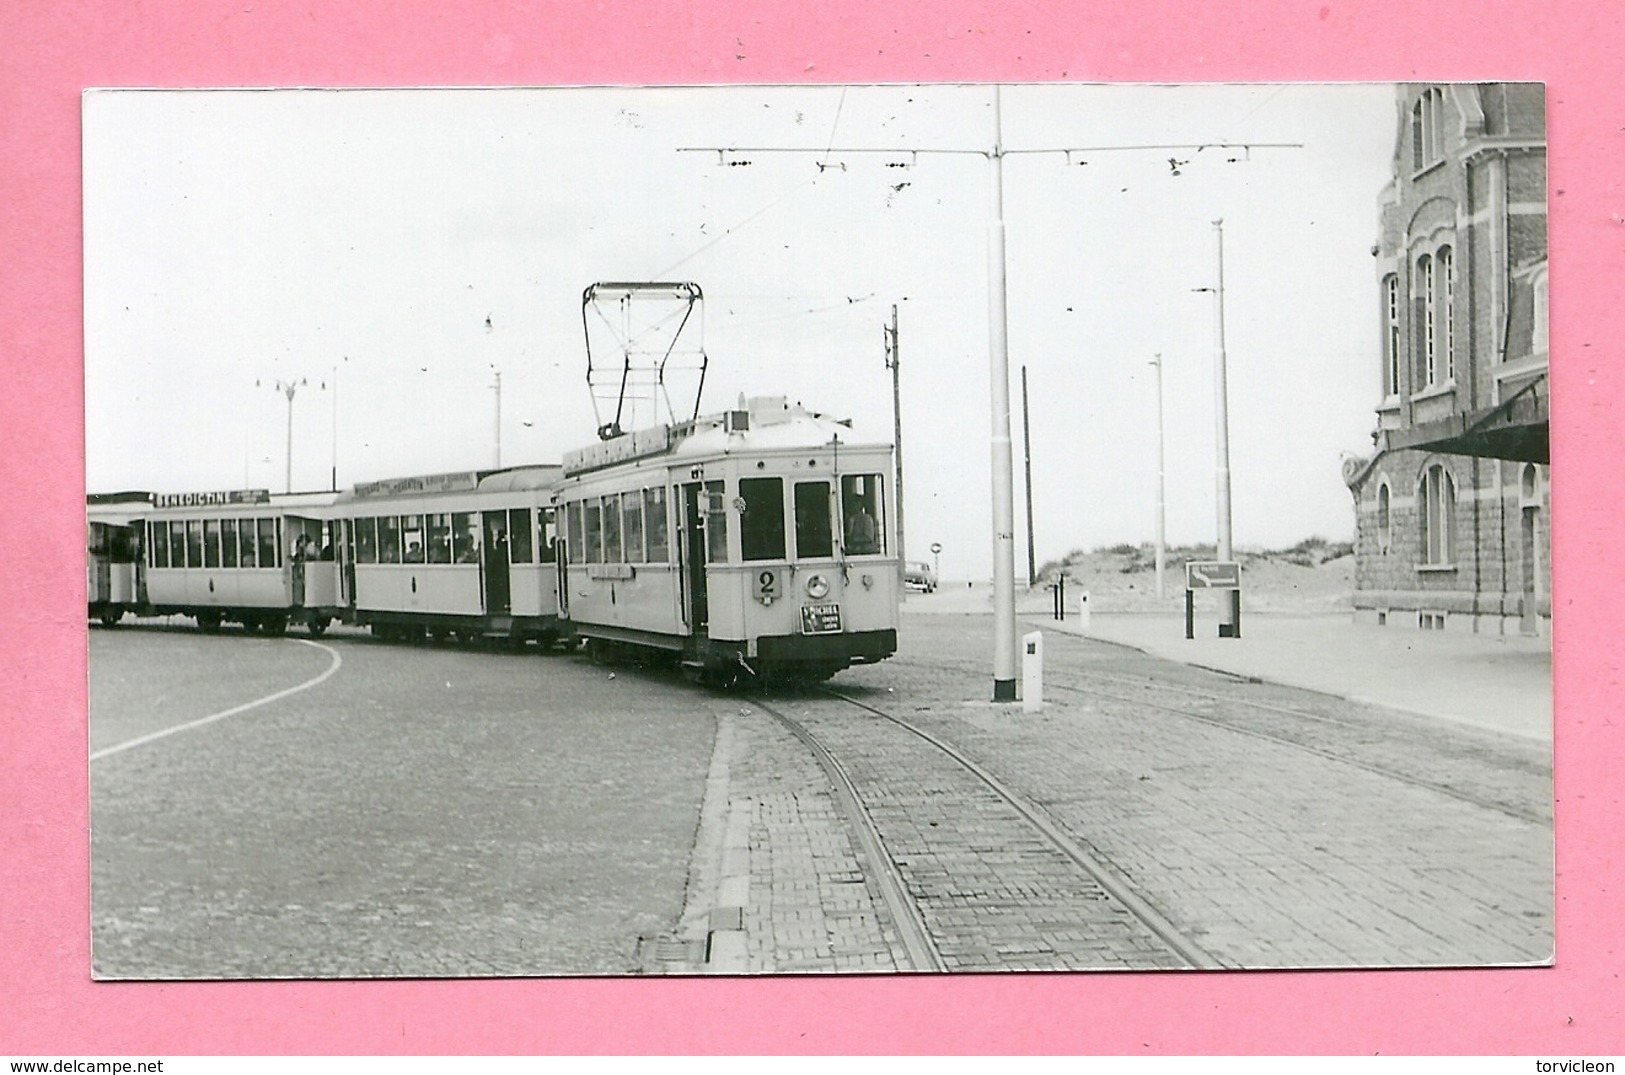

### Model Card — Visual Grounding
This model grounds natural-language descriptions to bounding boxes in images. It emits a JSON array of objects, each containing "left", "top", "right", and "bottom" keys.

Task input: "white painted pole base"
[{"left": 1022, "top": 630, "right": 1043, "bottom": 713}]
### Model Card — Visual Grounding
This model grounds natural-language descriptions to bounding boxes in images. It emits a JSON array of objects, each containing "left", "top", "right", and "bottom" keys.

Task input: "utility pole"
[
  {"left": 1150, "top": 353, "right": 1166, "bottom": 600},
  {"left": 1022, "top": 365, "right": 1036, "bottom": 587},
  {"left": 885, "top": 304, "right": 906, "bottom": 584},
  {"left": 678, "top": 90, "right": 1298, "bottom": 697}
]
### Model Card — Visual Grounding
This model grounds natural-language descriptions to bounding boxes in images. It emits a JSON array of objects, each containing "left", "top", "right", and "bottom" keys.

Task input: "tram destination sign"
[{"left": 1185, "top": 560, "right": 1242, "bottom": 589}]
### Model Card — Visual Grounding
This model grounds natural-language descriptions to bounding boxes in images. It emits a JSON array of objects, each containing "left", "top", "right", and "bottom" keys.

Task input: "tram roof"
[
  {"left": 563, "top": 398, "right": 890, "bottom": 477},
  {"left": 333, "top": 462, "right": 562, "bottom": 504}
]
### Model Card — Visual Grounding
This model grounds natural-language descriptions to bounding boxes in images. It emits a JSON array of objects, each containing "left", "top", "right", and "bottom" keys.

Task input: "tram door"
[
  {"left": 482, "top": 511, "right": 511, "bottom": 614},
  {"left": 682, "top": 482, "right": 708, "bottom": 632}
]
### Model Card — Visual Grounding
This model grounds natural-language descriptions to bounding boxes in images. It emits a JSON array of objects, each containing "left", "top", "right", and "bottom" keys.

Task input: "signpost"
[{"left": 1185, "top": 560, "right": 1242, "bottom": 639}]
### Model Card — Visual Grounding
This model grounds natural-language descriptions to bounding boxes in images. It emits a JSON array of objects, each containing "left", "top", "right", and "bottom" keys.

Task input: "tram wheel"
[
  {"left": 307, "top": 615, "right": 329, "bottom": 637},
  {"left": 98, "top": 609, "right": 124, "bottom": 627},
  {"left": 264, "top": 615, "right": 288, "bottom": 637},
  {"left": 197, "top": 611, "right": 223, "bottom": 633}
]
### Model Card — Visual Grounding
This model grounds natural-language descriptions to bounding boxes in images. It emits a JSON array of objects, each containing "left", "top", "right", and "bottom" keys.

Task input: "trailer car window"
[
  {"left": 259, "top": 518, "right": 280, "bottom": 567},
  {"left": 540, "top": 508, "right": 557, "bottom": 564},
  {"left": 355, "top": 518, "right": 377, "bottom": 564},
  {"left": 425, "top": 514, "right": 451, "bottom": 563},
  {"left": 222, "top": 519, "right": 239, "bottom": 567},
  {"left": 378, "top": 516, "right": 400, "bottom": 564},
  {"left": 184, "top": 520, "right": 203, "bottom": 568},
  {"left": 508, "top": 508, "right": 532, "bottom": 563},
  {"left": 402, "top": 515, "right": 425, "bottom": 563},
  {"left": 739, "top": 477, "right": 786, "bottom": 562},
  {"left": 451, "top": 513, "right": 478, "bottom": 563},
  {"left": 794, "top": 481, "right": 833, "bottom": 559},
  {"left": 601, "top": 495, "right": 622, "bottom": 562},
  {"left": 202, "top": 519, "right": 221, "bottom": 568},
  {"left": 151, "top": 521, "right": 169, "bottom": 568},
  {"left": 237, "top": 520, "right": 257, "bottom": 567},
  {"left": 644, "top": 488, "right": 668, "bottom": 563}
]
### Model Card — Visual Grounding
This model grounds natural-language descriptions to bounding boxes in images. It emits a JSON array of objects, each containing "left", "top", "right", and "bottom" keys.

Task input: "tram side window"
[
  {"left": 566, "top": 501, "right": 583, "bottom": 563},
  {"left": 355, "top": 517, "right": 377, "bottom": 564},
  {"left": 222, "top": 518, "right": 239, "bottom": 567},
  {"left": 622, "top": 492, "right": 644, "bottom": 564},
  {"left": 427, "top": 513, "right": 451, "bottom": 563},
  {"left": 508, "top": 508, "right": 532, "bottom": 563},
  {"left": 585, "top": 499, "right": 603, "bottom": 564},
  {"left": 601, "top": 494, "right": 622, "bottom": 562},
  {"left": 185, "top": 520, "right": 204, "bottom": 569},
  {"left": 452, "top": 512, "right": 478, "bottom": 564},
  {"left": 739, "top": 477, "right": 786, "bottom": 562},
  {"left": 202, "top": 519, "right": 221, "bottom": 568},
  {"left": 539, "top": 508, "right": 557, "bottom": 564},
  {"left": 794, "top": 481, "right": 833, "bottom": 559},
  {"left": 258, "top": 518, "right": 280, "bottom": 568},
  {"left": 644, "top": 487, "right": 668, "bottom": 563},
  {"left": 841, "top": 474, "right": 885, "bottom": 555},
  {"left": 238, "top": 520, "right": 258, "bottom": 567},
  {"left": 402, "top": 515, "right": 426, "bottom": 564},
  {"left": 705, "top": 480, "right": 729, "bottom": 564},
  {"left": 375, "top": 516, "right": 398, "bottom": 563},
  {"left": 169, "top": 521, "right": 186, "bottom": 567},
  {"left": 150, "top": 521, "right": 170, "bottom": 568}
]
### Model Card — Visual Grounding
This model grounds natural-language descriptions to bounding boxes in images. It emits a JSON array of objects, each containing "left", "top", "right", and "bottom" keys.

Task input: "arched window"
[
  {"left": 1376, "top": 481, "right": 1392, "bottom": 552},
  {"left": 1411, "top": 88, "right": 1445, "bottom": 171},
  {"left": 1418, "top": 463, "right": 1456, "bottom": 566}
]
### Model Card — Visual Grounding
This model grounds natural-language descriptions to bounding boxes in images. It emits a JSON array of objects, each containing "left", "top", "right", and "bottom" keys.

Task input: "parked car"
[{"left": 903, "top": 561, "right": 938, "bottom": 593}]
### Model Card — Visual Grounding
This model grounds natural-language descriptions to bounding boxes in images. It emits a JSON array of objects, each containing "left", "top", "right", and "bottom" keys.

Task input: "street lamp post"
[{"left": 260, "top": 377, "right": 309, "bottom": 494}]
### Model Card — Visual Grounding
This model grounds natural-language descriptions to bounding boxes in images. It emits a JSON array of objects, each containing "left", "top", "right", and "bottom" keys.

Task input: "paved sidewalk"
[{"left": 1023, "top": 611, "right": 1552, "bottom": 741}]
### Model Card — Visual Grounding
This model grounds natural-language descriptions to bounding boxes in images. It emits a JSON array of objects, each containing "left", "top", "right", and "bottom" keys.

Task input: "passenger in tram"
[
  {"left": 429, "top": 536, "right": 451, "bottom": 563},
  {"left": 845, "top": 503, "right": 879, "bottom": 555}
]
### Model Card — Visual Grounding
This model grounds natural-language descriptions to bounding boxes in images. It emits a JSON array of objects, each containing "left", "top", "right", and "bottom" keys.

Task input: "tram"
[
  {"left": 554, "top": 396, "right": 900, "bottom": 683},
  {"left": 331, "top": 465, "right": 563, "bottom": 645},
  {"left": 87, "top": 492, "right": 152, "bottom": 626},
  {"left": 136, "top": 488, "right": 344, "bottom": 634}
]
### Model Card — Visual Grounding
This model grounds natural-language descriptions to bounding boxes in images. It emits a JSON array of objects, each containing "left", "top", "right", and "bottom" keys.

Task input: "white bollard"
[
  {"left": 1079, "top": 590, "right": 1091, "bottom": 633},
  {"left": 1022, "top": 630, "right": 1043, "bottom": 713}
]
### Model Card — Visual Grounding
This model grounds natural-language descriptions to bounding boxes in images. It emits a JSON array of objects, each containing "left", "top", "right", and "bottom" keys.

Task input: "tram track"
[
  {"left": 903, "top": 654, "right": 1551, "bottom": 828},
  {"left": 748, "top": 689, "right": 1223, "bottom": 972}
]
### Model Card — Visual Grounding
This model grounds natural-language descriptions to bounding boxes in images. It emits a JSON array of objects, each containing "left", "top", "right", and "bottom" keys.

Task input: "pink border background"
[{"left": 5, "top": 0, "right": 1618, "bottom": 1055}]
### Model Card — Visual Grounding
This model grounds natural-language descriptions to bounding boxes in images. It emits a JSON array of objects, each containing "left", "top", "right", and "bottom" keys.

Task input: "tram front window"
[
  {"left": 841, "top": 474, "right": 885, "bottom": 555},
  {"left": 794, "top": 481, "right": 833, "bottom": 559},
  {"left": 739, "top": 477, "right": 785, "bottom": 562}
]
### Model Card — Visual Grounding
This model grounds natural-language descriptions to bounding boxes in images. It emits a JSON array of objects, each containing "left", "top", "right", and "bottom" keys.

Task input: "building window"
[
  {"left": 1437, "top": 246, "right": 1455, "bottom": 381},
  {"left": 1417, "top": 253, "right": 1435, "bottom": 386},
  {"left": 1376, "top": 482, "right": 1392, "bottom": 552},
  {"left": 1384, "top": 274, "right": 1401, "bottom": 397},
  {"left": 1411, "top": 88, "right": 1444, "bottom": 171},
  {"left": 1418, "top": 463, "right": 1456, "bottom": 566}
]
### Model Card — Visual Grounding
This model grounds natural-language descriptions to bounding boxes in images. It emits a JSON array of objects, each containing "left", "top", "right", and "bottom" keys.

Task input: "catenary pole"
[
  {"left": 886, "top": 305, "right": 907, "bottom": 585},
  {"left": 1022, "top": 365, "right": 1036, "bottom": 588},
  {"left": 1211, "top": 220, "right": 1239, "bottom": 634},
  {"left": 988, "top": 86, "right": 1019, "bottom": 701},
  {"left": 1151, "top": 353, "right": 1166, "bottom": 600}
]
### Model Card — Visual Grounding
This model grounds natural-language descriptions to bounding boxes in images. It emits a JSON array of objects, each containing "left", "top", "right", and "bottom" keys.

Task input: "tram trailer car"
[
  {"left": 330, "top": 465, "right": 563, "bottom": 645},
  {"left": 555, "top": 397, "right": 900, "bottom": 683},
  {"left": 87, "top": 492, "right": 153, "bottom": 626},
  {"left": 133, "top": 488, "right": 345, "bottom": 635}
]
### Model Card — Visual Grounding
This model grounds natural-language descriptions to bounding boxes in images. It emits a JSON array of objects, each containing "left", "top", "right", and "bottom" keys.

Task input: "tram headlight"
[{"left": 805, "top": 574, "right": 830, "bottom": 599}]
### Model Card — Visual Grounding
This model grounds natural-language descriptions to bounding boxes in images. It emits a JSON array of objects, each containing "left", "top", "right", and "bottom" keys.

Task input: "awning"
[{"left": 1384, "top": 375, "right": 1548, "bottom": 464}]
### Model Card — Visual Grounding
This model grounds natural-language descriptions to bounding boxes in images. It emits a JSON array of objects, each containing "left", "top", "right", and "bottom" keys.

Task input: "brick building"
[{"left": 1342, "top": 84, "right": 1548, "bottom": 635}]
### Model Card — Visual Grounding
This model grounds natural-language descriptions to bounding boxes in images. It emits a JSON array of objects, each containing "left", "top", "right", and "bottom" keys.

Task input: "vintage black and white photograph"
[{"left": 84, "top": 82, "right": 1552, "bottom": 979}]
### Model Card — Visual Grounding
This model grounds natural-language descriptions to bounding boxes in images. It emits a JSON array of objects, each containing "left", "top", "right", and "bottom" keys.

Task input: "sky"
[{"left": 84, "top": 83, "right": 1399, "bottom": 581}]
